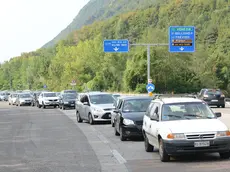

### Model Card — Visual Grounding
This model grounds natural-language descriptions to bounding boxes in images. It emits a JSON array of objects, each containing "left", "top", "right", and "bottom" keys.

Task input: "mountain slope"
[{"left": 42, "top": 0, "right": 156, "bottom": 48}]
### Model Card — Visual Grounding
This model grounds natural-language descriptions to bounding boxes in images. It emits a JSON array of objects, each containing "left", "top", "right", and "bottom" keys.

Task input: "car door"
[
  {"left": 79, "top": 95, "right": 86, "bottom": 119},
  {"left": 148, "top": 102, "right": 161, "bottom": 147},
  {"left": 114, "top": 100, "right": 123, "bottom": 130},
  {"left": 84, "top": 95, "right": 91, "bottom": 119},
  {"left": 143, "top": 102, "right": 154, "bottom": 143}
]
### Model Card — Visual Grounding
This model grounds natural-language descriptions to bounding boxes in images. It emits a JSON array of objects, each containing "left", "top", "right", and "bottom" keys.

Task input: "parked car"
[
  {"left": 37, "top": 92, "right": 59, "bottom": 108},
  {"left": 16, "top": 93, "right": 33, "bottom": 106},
  {"left": 113, "top": 96, "right": 152, "bottom": 141},
  {"left": 8, "top": 93, "right": 18, "bottom": 105},
  {"left": 75, "top": 92, "right": 115, "bottom": 124},
  {"left": 142, "top": 97, "right": 230, "bottom": 162},
  {"left": 59, "top": 93, "right": 77, "bottom": 110},
  {"left": 198, "top": 88, "right": 225, "bottom": 108}
]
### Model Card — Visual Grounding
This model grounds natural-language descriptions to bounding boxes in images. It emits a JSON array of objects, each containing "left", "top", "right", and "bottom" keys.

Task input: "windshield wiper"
[
  {"left": 164, "top": 114, "right": 182, "bottom": 118},
  {"left": 184, "top": 114, "right": 203, "bottom": 118}
]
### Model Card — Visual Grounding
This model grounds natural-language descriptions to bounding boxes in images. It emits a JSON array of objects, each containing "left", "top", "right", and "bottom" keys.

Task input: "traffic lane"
[
  {"left": 0, "top": 104, "right": 101, "bottom": 172},
  {"left": 63, "top": 109, "right": 230, "bottom": 172},
  {"left": 212, "top": 106, "right": 230, "bottom": 128}
]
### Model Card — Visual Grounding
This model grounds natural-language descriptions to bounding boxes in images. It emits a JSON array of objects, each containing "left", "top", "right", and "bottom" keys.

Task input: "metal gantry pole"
[
  {"left": 147, "top": 45, "right": 151, "bottom": 82},
  {"left": 130, "top": 43, "right": 168, "bottom": 82}
]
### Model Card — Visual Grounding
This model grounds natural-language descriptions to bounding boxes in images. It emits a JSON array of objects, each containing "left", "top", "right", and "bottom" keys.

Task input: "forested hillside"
[
  {"left": 1, "top": 0, "right": 230, "bottom": 94},
  {"left": 43, "top": 0, "right": 156, "bottom": 48}
]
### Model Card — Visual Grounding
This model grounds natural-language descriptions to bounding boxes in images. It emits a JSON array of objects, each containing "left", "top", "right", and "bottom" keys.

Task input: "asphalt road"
[
  {"left": 0, "top": 102, "right": 101, "bottom": 172},
  {"left": 1, "top": 102, "right": 230, "bottom": 172}
]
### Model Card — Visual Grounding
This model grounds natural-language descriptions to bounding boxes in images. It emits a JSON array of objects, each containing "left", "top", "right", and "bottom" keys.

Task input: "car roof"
[
  {"left": 155, "top": 97, "right": 202, "bottom": 104},
  {"left": 87, "top": 92, "right": 111, "bottom": 95},
  {"left": 119, "top": 96, "right": 152, "bottom": 100}
]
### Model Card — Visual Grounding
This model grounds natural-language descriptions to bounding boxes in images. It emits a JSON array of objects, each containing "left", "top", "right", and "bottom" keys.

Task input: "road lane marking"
[
  {"left": 97, "top": 133, "right": 109, "bottom": 144},
  {"left": 0, "top": 163, "right": 24, "bottom": 167},
  {"left": 111, "top": 149, "right": 127, "bottom": 164}
]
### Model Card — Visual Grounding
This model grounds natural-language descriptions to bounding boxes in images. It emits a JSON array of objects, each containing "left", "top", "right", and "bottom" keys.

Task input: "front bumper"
[
  {"left": 121, "top": 125, "right": 143, "bottom": 138},
  {"left": 63, "top": 103, "right": 75, "bottom": 108},
  {"left": 163, "top": 137, "right": 230, "bottom": 155},
  {"left": 92, "top": 111, "right": 113, "bottom": 121},
  {"left": 20, "top": 101, "right": 32, "bottom": 105},
  {"left": 44, "top": 101, "right": 59, "bottom": 106}
]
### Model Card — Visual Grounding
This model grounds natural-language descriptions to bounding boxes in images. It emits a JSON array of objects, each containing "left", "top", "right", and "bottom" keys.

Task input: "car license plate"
[
  {"left": 211, "top": 100, "right": 218, "bottom": 102},
  {"left": 194, "top": 141, "right": 210, "bottom": 147},
  {"left": 71, "top": 104, "right": 74, "bottom": 106}
]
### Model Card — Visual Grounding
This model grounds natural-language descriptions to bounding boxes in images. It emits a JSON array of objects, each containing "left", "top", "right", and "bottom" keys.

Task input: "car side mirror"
[
  {"left": 83, "top": 102, "right": 90, "bottom": 106},
  {"left": 215, "top": 112, "right": 221, "bottom": 118},
  {"left": 113, "top": 109, "right": 119, "bottom": 113}
]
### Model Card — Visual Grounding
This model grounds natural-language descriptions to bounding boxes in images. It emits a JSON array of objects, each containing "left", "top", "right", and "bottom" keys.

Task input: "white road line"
[
  {"left": 0, "top": 163, "right": 24, "bottom": 167},
  {"left": 111, "top": 149, "right": 127, "bottom": 164}
]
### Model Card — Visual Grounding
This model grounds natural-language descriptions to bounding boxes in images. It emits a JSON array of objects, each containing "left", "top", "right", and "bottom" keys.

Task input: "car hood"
[
  {"left": 20, "top": 98, "right": 32, "bottom": 100},
  {"left": 63, "top": 99, "right": 76, "bottom": 101},
  {"left": 44, "top": 97, "right": 58, "bottom": 100},
  {"left": 122, "top": 112, "right": 145, "bottom": 121},
  {"left": 91, "top": 104, "right": 114, "bottom": 110},
  {"left": 161, "top": 119, "right": 228, "bottom": 133}
]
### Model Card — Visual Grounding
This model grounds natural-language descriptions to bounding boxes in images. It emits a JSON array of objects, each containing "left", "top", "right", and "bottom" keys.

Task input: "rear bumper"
[
  {"left": 163, "top": 137, "right": 230, "bottom": 155},
  {"left": 203, "top": 98, "right": 225, "bottom": 106}
]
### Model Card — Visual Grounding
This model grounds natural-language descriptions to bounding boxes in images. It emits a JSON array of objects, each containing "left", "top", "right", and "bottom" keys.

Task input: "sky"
[{"left": 0, "top": 0, "right": 90, "bottom": 63}]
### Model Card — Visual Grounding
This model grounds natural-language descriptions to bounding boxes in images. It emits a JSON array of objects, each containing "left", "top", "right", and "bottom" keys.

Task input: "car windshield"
[
  {"left": 44, "top": 93, "right": 56, "bottom": 97},
  {"left": 161, "top": 102, "right": 216, "bottom": 121},
  {"left": 122, "top": 99, "right": 152, "bottom": 112},
  {"left": 19, "top": 94, "right": 31, "bottom": 98},
  {"left": 64, "top": 90, "right": 76, "bottom": 94},
  {"left": 206, "top": 90, "right": 222, "bottom": 95},
  {"left": 64, "top": 94, "right": 76, "bottom": 99},
  {"left": 90, "top": 94, "right": 114, "bottom": 104}
]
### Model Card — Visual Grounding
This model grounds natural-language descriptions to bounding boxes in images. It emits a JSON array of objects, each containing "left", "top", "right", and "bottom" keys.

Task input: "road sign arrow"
[
  {"left": 180, "top": 47, "right": 184, "bottom": 51},
  {"left": 113, "top": 47, "right": 119, "bottom": 52}
]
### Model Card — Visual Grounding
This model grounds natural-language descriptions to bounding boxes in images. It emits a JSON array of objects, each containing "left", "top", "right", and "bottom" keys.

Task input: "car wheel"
[
  {"left": 219, "top": 152, "right": 230, "bottom": 159},
  {"left": 144, "top": 134, "right": 154, "bottom": 152},
  {"left": 217, "top": 105, "right": 220, "bottom": 108},
  {"left": 114, "top": 125, "right": 119, "bottom": 136},
  {"left": 9, "top": 102, "right": 11, "bottom": 105},
  {"left": 76, "top": 112, "right": 83, "bottom": 123},
  {"left": 119, "top": 127, "right": 126, "bottom": 141},
  {"left": 89, "top": 113, "right": 94, "bottom": 125},
  {"left": 222, "top": 104, "right": 225, "bottom": 108},
  {"left": 159, "top": 138, "right": 170, "bottom": 162}
]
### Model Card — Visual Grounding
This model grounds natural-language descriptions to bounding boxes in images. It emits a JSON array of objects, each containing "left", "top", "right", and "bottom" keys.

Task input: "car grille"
[
  {"left": 69, "top": 101, "right": 75, "bottom": 104},
  {"left": 49, "top": 99, "right": 58, "bottom": 101},
  {"left": 135, "top": 121, "right": 143, "bottom": 125},
  {"left": 101, "top": 113, "right": 111, "bottom": 119},
  {"left": 186, "top": 133, "right": 215, "bottom": 140},
  {"left": 103, "top": 108, "right": 114, "bottom": 111}
]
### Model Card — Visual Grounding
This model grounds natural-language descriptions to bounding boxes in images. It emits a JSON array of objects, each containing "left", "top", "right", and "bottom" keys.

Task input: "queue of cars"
[{"left": 4, "top": 88, "right": 230, "bottom": 162}]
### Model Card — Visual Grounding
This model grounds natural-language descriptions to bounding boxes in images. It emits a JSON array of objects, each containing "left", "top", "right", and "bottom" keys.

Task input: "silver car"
[{"left": 16, "top": 93, "right": 33, "bottom": 106}]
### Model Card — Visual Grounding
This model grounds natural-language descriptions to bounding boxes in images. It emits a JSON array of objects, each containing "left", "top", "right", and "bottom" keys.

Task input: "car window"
[
  {"left": 149, "top": 102, "right": 160, "bottom": 118},
  {"left": 80, "top": 95, "right": 86, "bottom": 103},
  {"left": 19, "top": 94, "right": 31, "bottom": 98},
  {"left": 161, "top": 102, "right": 216, "bottom": 121},
  {"left": 122, "top": 99, "right": 152, "bottom": 112},
  {"left": 205, "top": 90, "right": 222, "bottom": 95},
  {"left": 146, "top": 102, "right": 154, "bottom": 117},
  {"left": 43, "top": 93, "right": 56, "bottom": 97},
  {"left": 89, "top": 94, "right": 114, "bottom": 104}
]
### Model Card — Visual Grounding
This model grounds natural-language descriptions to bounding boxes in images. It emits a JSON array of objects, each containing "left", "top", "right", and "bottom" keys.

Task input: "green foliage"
[{"left": 1, "top": 0, "right": 230, "bottom": 95}]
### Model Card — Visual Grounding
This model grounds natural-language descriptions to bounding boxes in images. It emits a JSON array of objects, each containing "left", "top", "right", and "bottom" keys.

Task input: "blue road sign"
[
  {"left": 169, "top": 26, "right": 195, "bottom": 53},
  {"left": 43, "top": 84, "right": 47, "bottom": 88},
  {"left": 104, "top": 39, "right": 129, "bottom": 53},
  {"left": 146, "top": 83, "right": 155, "bottom": 92}
]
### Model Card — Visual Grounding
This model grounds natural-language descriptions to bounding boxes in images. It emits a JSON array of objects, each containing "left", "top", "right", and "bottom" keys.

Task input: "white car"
[
  {"left": 142, "top": 97, "right": 230, "bottom": 162},
  {"left": 8, "top": 93, "right": 18, "bottom": 105},
  {"left": 76, "top": 92, "right": 115, "bottom": 124},
  {"left": 38, "top": 92, "right": 59, "bottom": 108}
]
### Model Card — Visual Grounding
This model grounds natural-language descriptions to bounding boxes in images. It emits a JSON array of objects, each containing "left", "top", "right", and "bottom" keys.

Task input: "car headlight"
[
  {"left": 216, "top": 131, "right": 230, "bottom": 137},
  {"left": 167, "top": 133, "right": 185, "bottom": 140},
  {"left": 93, "top": 108, "right": 104, "bottom": 113},
  {"left": 123, "top": 119, "right": 134, "bottom": 125}
]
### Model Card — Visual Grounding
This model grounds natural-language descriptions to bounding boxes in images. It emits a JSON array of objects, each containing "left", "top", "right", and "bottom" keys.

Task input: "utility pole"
[{"left": 130, "top": 43, "right": 168, "bottom": 82}]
